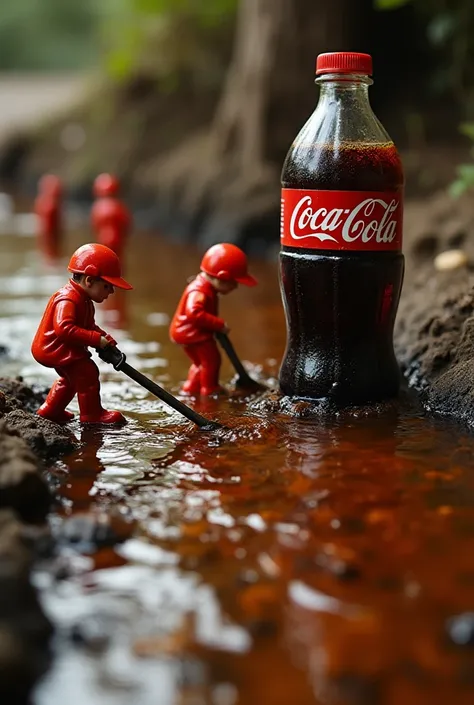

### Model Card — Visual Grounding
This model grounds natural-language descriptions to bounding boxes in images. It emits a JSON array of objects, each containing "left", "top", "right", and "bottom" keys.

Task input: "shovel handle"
[
  {"left": 97, "top": 346, "right": 221, "bottom": 431},
  {"left": 215, "top": 332, "right": 251, "bottom": 380},
  {"left": 215, "top": 331, "right": 259, "bottom": 387}
]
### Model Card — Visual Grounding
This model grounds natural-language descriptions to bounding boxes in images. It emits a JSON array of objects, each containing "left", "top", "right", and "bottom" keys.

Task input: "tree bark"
[
  {"left": 154, "top": 0, "right": 374, "bottom": 249},
  {"left": 213, "top": 0, "right": 287, "bottom": 173}
]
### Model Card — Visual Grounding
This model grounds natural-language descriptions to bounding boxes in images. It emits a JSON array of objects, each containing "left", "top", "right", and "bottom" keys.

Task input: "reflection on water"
[{"left": 1, "top": 230, "right": 474, "bottom": 705}]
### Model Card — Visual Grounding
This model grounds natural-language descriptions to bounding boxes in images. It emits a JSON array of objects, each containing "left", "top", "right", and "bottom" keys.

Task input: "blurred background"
[{"left": 0, "top": 0, "right": 474, "bottom": 253}]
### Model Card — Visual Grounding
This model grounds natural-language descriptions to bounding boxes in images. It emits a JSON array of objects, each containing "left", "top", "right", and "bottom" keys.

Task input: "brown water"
[{"left": 2, "top": 229, "right": 474, "bottom": 705}]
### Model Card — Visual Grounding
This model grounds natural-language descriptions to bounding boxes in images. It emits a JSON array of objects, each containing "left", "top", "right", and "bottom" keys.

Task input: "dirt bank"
[
  {"left": 396, "top": 190, "right": 474, "bottom": 427},
  {"left": 0, "top": 380, "right": 72, "bottom": 703}
]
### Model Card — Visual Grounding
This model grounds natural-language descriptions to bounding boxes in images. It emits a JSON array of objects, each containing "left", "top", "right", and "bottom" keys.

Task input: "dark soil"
[
  {"left": 0, "top": 384, "right": 63, "bottom": 703},
  {"left": 0, "top": 420, "right": 51, "bottom": 523},
  {"left": 396, "top": 190, "right": 474, "bottom": 427},
  {"left": 0, "top": 510, "right": 53, "bottom": 705},
  {"left": 0, "top": 379, "right": 78, "bottom": 459},
  {"left": 0, "top": 377, "right": 47, "bottom": 414},
  {"left": 0, "top": 378, "right": 91, "bottom": 702}
]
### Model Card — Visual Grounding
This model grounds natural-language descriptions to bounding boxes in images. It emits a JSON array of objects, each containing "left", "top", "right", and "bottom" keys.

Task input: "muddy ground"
[
  {"left": 396, "top": 189, "right": 474, "bottom": 427},
  {"left": 0, "top": 378, "right": 82, "bottom": 702},
  {"left": 2, "top": 184, "right": 474, "bottom": 701},
  {"left": 0, "top": 378, "right": 135, "bottom": 703},
  {"left": 0, "top": 380, "right": 64, "bottom": 704}
]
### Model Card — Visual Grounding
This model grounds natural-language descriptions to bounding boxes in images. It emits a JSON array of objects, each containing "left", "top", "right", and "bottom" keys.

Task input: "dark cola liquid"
[{"left": 280, "top": 142, "right": 405, "bottom": 404}]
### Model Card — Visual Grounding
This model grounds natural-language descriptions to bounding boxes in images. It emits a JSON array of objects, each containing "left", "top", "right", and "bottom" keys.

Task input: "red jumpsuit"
[
  {"left": 170, "top": 273, "right": 225, "bottom": 396},
  {"left": 91, "top": 198, "right": 131, "bottom": 259},
  {"left": 31, "top": 280, "right": 112, "bottom": 423},
  {"left": 34, "top": 194, "right": 61, "bottom": 258}
]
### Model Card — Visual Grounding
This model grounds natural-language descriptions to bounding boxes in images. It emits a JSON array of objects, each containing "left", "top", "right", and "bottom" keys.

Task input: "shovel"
[
  {"left": 98, "top": 345, "right": 222, "bottom": 432},
  {"left": 215, "top": 331, "right": 266, "bottom": 391}
]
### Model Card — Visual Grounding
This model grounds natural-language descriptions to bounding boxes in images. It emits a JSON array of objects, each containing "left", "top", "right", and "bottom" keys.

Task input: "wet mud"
[
  {"left": 0, "top": 510, "right": 53, "bottom": 705},
  {"left": 0, "top": 420, "right": 51, "bottom": 523},
  {"left": 250, "top": 388, "right": 418, "bottom": 419},
  {"left": 0, "top": 380, "right": 76, "bottom": 704},
  {"left": 396, "top": 190, "right": 474, "bottom": 427},
  {"left": 2, "top": 229, "right": 474, "bottom": 704},
  {"left": 0, "top": 378, "right": 78, "bottom": 459}
]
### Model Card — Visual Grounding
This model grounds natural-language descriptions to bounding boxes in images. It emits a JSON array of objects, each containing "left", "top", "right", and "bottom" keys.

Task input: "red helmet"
[
  {"left": 68, "top": 243, "right": 132, "bottom": 290},
  {"left": 39, "top": 174, "right": 62, "bottom": 198},
  {"left": 200, "top": 243, "right": 257, "bottom": 286},
  {"left": 93, "top": 173, "right": 120, "bottom": 198}
]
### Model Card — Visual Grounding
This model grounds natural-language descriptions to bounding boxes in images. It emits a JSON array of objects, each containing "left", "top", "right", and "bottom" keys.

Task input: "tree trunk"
[
  {"left": 213, "top": 0, "right": 287, "bottom": 173},
  {"left": 154, "top": 0, "right": 374, "bottom": 251}
]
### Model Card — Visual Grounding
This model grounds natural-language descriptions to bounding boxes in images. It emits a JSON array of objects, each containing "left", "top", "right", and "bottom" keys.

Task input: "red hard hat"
[
  {"left": 200, "top": 243, "right": 257, "bottom": 287},
  {"left": 39, "top": 174, "right": 62, "bottom": 198},
  {"left": 68, "top": 243, "right": 132, "bottom": 290},
  {"left": 93, "top": 173, "right": 120, "bottom": 198}
]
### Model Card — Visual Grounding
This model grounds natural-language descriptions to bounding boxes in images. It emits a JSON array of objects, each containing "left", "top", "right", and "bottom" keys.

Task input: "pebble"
[
  {"left": 434, "top": 249, "right": 469, "bottom": 271},
  {"left": 446, "top": 612, "right": 474, "bottom": 647}
]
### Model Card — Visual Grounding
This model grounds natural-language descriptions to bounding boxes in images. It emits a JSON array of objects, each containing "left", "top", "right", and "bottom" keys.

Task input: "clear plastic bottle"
[{"left": 279, "top": 52, "right": 404, "bottom": 405}]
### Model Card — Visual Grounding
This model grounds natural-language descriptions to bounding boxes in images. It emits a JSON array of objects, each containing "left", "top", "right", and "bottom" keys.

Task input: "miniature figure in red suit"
[
  {"left": 31, "top": 243, "right": 133, "bottom": 425},
  {"left": 34, "top": 175, "right": 63, "bottom": 258},
  {"left": 91, "top": 174, "right": 131, "bottom": 260},
  {"left": 170, "top": 243, "right": 257, "bottom": 396}
]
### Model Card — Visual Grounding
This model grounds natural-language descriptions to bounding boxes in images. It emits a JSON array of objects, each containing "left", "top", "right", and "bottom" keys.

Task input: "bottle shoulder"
[{"left": 282, "top": 133, "right": 403, "bottom": 191}]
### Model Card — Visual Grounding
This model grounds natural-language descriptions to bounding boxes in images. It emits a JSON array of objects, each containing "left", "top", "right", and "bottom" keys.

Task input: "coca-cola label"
[{"left": 281, "top": 189, "right": 403, "bottom": 251}]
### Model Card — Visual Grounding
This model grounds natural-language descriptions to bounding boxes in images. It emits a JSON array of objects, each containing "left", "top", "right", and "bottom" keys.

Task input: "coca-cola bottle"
[{"left": 279, "top": 52, "right": 404, "bottom": 405}]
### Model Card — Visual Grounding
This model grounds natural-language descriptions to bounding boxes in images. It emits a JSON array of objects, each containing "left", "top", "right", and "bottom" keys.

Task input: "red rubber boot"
[
  {"left": 182, "top": 364, "right": 201, "bottom": 396},
  {"left": 197, "top": 340, "right": 222, "bottom": 396},
  {"left": 37, "top": 378, "right": 75, "bottom": 424},
  {"left": 78, "top": 386, "right": 126, "bottom": 424}
]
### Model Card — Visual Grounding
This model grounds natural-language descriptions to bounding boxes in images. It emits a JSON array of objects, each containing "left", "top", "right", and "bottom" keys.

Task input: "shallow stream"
[{"left": 1, "top": 228, "right": 474, "bottom": 705}]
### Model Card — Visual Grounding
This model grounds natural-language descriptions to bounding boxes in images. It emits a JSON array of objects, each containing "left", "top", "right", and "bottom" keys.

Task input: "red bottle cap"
[{"left": 316, "top": 52, "right": 373, "bottom": 76}]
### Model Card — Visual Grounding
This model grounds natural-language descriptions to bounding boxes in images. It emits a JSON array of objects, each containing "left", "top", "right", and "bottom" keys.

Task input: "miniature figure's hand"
[
  {"left": 99, "top": 336, "right": 111, "bottom": 349},
  {"left": 221, "top": 324, "right": 230, "bottom": 335},
  {"left": 104, "top": 333, "right": 117, "bottom": 346}
]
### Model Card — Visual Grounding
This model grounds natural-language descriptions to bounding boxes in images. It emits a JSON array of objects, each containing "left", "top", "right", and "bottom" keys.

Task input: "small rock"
[
  {"left": 434, "top": 249, "right": 469, "bottom": 271},
  {"left": 446, "top": 612, "right": 474, "bottom": 647}
]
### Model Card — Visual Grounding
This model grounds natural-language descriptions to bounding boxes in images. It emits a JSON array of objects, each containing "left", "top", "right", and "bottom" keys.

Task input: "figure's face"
[
  {"left": 83, "top": 277, "right": 115, "bottom": 303},
  {"left": 209, "top": 277, "right": 238, "bottom": 295}
]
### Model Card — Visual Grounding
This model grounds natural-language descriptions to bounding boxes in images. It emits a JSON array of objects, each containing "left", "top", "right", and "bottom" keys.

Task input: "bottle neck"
[{"left": 315, "top": 73, "right": 372, "bottom": 112}]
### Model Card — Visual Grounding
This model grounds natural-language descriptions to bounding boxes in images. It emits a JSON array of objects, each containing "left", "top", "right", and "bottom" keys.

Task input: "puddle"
[{"left": 1, "top": 230, "right": 474, "bottom": 704}]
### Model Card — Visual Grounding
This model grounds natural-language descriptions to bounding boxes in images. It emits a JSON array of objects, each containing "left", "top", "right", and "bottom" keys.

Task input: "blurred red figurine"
[
  {"left": 170, "top": 243, "right": 257, "bottom": 397},
  {"left": 31, "top": 243, "right": 133, "bottom": 425},
  {"left": 34, "top": 174, "right": 63, "bottom": 258},
  {"left": 91, "top": 173, "right": 131, "bottom": 259}
]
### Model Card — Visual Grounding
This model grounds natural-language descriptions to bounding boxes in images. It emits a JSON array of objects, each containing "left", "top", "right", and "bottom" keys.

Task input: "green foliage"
[
  {"left": 101, "top": 0, "right": 238, "bottom": 81},
  {"left": 450, "top": 123, "right": 474, "bottom": 197},
  {"left": 0, "top": 0, "right": 237, "bottom": 72},
  {"left": 130, "top": 0, "right": 237, "bottom": 22},
  {"left": 374, "top": 0, "right": 412, "bottom": 9},
  {"left": 0, "top": 0, "right": 100, "bottom": 70}
]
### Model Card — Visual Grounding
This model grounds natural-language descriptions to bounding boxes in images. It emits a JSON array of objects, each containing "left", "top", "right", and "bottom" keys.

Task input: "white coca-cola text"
[{"left": 289, "top": 195, "right": 400, "bottom": 244}]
